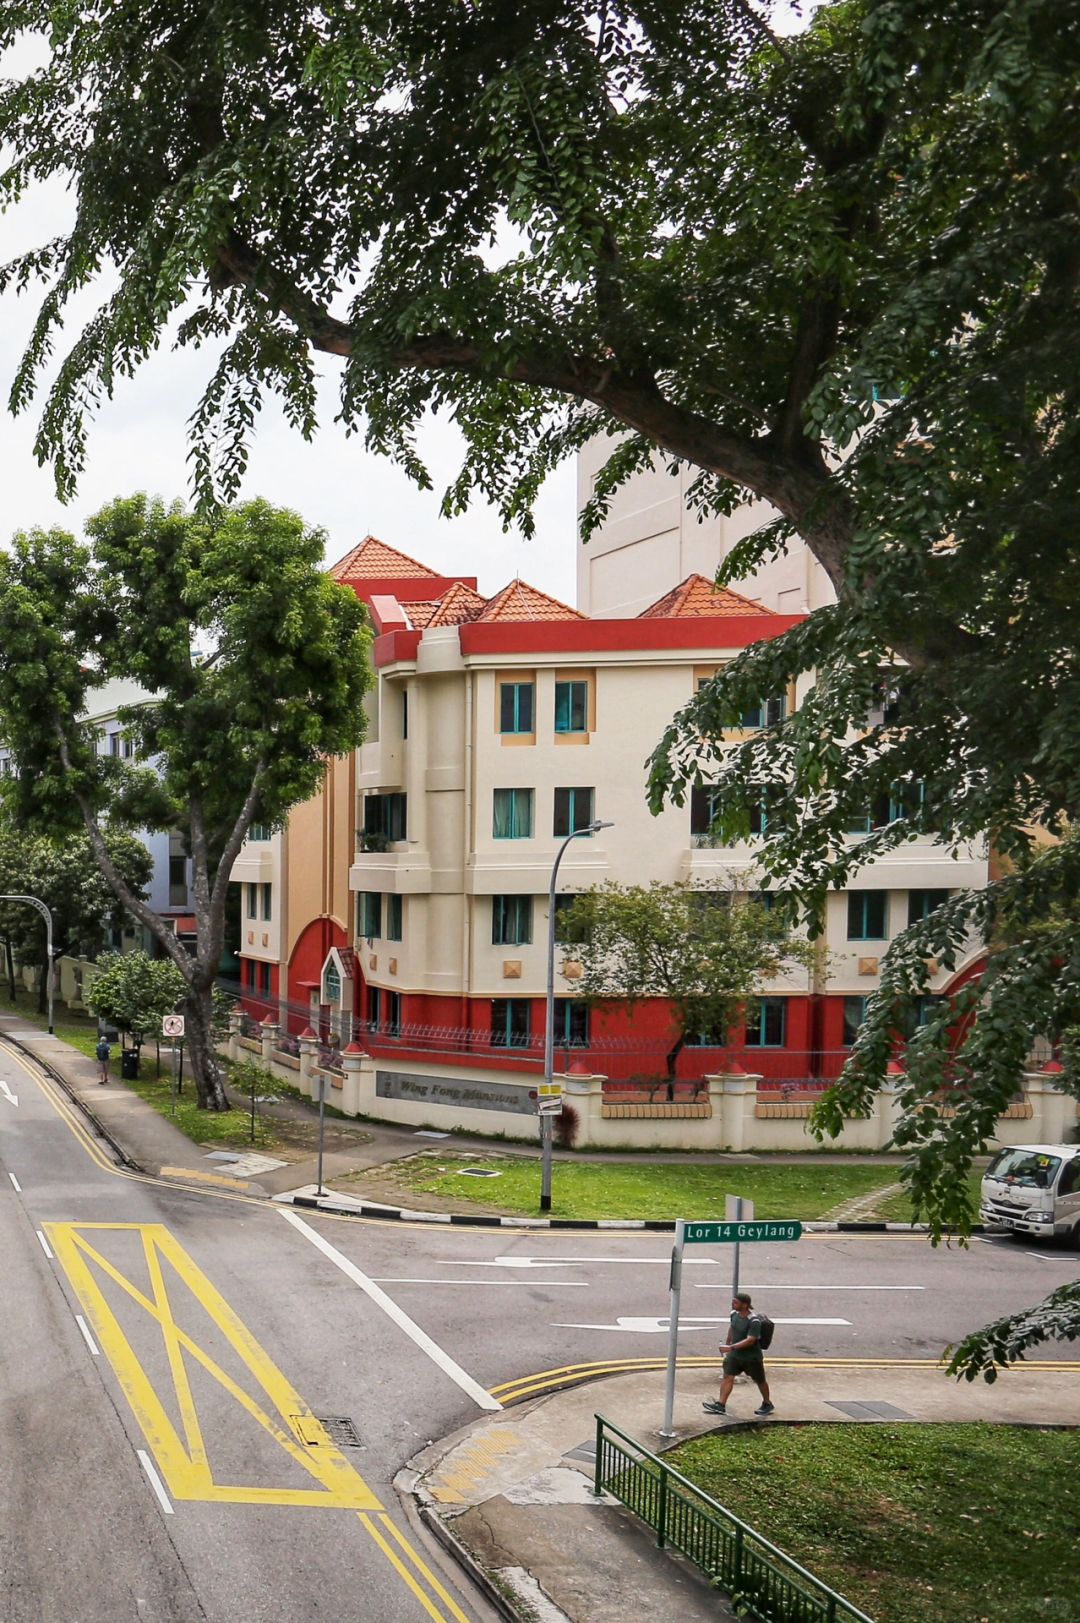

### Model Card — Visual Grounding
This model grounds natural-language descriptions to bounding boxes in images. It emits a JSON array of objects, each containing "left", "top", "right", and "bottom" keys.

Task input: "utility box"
[{"left": 121, "top": 1048, "right": 140, "bottom": 1080}]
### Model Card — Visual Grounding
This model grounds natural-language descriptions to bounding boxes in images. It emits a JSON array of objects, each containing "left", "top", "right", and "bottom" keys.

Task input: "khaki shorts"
[{"left": 723, "top": 1348, "right": 765, "bottom": 1380}]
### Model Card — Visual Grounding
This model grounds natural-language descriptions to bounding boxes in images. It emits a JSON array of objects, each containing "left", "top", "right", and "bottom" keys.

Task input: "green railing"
[{"left": 593, "top": 1415, "right": 875, "bottom": 1623}]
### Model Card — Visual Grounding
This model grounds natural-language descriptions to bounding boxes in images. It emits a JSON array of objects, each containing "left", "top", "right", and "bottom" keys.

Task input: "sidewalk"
[{"left": 401, "top": 1361, "right": 1080, "bottom": 1623}]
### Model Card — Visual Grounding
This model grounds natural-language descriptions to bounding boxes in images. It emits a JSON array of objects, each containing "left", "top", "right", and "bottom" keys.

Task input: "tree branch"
[{"left": 209, "top": 759, "right": 267, "bottom": 925}]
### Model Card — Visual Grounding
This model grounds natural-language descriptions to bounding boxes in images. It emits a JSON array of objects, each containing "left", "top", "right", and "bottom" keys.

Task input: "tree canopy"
[
  {"left": 87, "top": 950, "right": 186, "bottom": 1047},
  {"left": 0, "top": 496, "right": 372, "bottom": 1107},
  {"left": 1, "top": 2, "right": 1077, "bottom": 1356},
  {"left": 559, "top": 881, "right": 815, "bottom": 1086}
]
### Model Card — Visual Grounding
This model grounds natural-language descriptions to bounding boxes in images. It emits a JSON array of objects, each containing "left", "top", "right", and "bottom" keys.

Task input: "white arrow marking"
[
  {"left": 554, "top": 1316, "right": 852, "bottom": 1334},
  {"left": 0, "top": 1078, "right": 19, "bottom": 1107}
]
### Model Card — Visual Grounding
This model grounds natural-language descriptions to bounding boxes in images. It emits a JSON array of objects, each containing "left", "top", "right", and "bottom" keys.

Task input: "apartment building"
[{"left": 233, "top": 538, "right": 987, "bottom": 1099}]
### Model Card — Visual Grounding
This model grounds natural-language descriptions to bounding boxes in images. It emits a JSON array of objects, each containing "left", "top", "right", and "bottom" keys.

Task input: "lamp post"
[
  {"left": 541, "top": 819, "right": 614, "bottom": 1212},
  {"left": 0, "top": 894, "right": 55, "bottom": 1034}
]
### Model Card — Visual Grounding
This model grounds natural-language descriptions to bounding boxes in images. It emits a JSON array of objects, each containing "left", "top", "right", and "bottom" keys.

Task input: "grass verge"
[
  {"left": 668, "top": 1422, "right": 1078, "bottom": 1623},
  {"left": 383, "top": 1155, "right": 913, "bottom": 1221}
]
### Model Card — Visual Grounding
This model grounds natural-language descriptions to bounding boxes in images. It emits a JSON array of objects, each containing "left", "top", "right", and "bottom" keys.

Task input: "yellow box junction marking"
[{"left": 45, "top": 1222, "right": 380, "bottom": 1509}]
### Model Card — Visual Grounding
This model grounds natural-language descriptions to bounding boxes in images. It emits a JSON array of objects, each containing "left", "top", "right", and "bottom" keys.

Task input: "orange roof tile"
[
  {"left": 426, "top": 581, "right": 487, "bottom": 627},
  {"left": 402, "top": 599, "right": 440, "bottom": 629},
  {"left": 474, "top": 579, "right": 587, "bottom": 623},
  {"left": 638, "top": 574, "right": 770, "bottom": 619},
  {"left": 328, "top": 536, "right": 442, "bottom": 582}
]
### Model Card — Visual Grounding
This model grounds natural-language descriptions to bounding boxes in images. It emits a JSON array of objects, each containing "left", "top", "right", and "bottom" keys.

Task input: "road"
[{"left": 1, "top": 1036, "right": 1076, "bottom": 1621}]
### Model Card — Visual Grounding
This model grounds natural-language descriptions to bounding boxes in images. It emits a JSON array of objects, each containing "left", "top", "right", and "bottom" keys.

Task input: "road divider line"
[
  {"left": 137, "top": 1449, "right": 175, "bottom": 1516},
  {"left": 8, "top": 1171, "right": 21, "bottom": 1192},
  {"left": 36, "top": 1228, "right": 54, "bottom": 1259},
  {"left": 280, "top": 1208, "right": 501, "bottom": 1413},
  {"left": 371, "top": 1278, "right": 590, "bottom": 1287},
  {"left": 74, "top": 1314, "right": 101, "bottom": 1356}
]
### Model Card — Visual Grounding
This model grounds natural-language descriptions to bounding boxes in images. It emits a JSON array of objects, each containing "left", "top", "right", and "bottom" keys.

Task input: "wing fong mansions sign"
[{"left": 375, "top": 1070, "right": 536, "bottom": 1115}]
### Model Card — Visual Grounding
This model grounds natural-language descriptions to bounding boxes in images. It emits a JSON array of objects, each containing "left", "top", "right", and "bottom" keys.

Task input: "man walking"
[
  {"left": 95, "top": 1035, "right": 111, "bottom": 1085},
  {"left": 703, "top": 1291, "right": 774, "bottom": 1417}
]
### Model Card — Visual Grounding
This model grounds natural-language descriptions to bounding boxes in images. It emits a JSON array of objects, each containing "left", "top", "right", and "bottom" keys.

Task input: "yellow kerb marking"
[
  {"left": 359, "top": 1514, "right": 472, "bottom": 1623},
  {"left": 45, "top": 1222, "right": 380, "bottom": 1509}
]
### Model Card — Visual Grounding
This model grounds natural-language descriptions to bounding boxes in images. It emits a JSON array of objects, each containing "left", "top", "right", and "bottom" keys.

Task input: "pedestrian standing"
[
  {"left": 703, "top": 1291, "right": 774, "bottom": 1417},
  {"left": 95, "top": 1035, "right": 111, "bottom": 1085}
]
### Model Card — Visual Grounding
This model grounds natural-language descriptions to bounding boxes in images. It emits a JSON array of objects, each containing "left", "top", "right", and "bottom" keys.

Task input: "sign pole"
[
  {"left": 725, "top": 1194, "right": 755, "bottom": 1302},
  {"left": 659, "top": 1219, "right": 686, "bottom": 1439},
  {"left": 315, "top": 1074, "right": 327, "bottom": 1196}
]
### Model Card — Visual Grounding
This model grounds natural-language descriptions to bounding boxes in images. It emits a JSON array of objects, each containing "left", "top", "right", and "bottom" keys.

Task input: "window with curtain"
[
  {"left": 385, "top": 894, "right": 403, "bottom": 941},
  {"left": 358, "top": 892, "right": 382, "bottom": 939},
  {"left": 492, "top": 895, "right": 532, "bottom": 945},
  {"left": 554, "top": 679, "right": 589, "bottom": 733},
  {"left": 493, "top": 787, "right": 534, "bottom": 839},
  {"left": 842, "top": 996, "right": 867, "bottom": 1047}
]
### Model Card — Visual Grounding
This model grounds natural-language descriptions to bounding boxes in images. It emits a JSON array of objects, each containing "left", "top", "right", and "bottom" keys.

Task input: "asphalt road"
[{"left": 1, "top": 1038, "right": 1076, "bottom": 1621}]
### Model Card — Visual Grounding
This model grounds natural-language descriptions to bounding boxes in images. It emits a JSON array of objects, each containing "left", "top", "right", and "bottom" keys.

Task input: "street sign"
[
  {"left": 162, "top": 1014, "right": 185, "bottom": 1038},
  {"left": 536, "top": 1082, "right": 563, "bottom": 1116},
  {"left": 684, "top": 1220, "right": 802, "bottom": 1244}
]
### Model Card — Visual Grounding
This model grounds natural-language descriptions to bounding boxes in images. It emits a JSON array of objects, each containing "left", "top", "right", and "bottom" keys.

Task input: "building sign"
[{"left": 375, "top": 1070, "right": 536, "bottom": 1116}]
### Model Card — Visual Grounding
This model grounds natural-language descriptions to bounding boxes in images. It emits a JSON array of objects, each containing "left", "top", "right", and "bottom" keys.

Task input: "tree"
[
  {"left": 87, "top": 951, "right": 187, "bottom": 1050},
  {"left": 0, "top": 497, "right": 372, "bottom": 1109},
  {"left": 0, "top": 821, "right": 152, "bottom": 1013},
  {"left": 2, "top": 3, "right": 1077, "bottom": 1358},
  {"left": 558, "top": 882, "right": 815, "bottom": 1091}
]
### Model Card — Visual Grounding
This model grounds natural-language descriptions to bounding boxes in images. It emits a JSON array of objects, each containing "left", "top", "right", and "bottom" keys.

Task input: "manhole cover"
[
  {"left": 293, "top": 1415, "right": 362, "bottom": 1448},
  {"left": 458, "top": 1168, "right": 501, "bottom": 1178}
]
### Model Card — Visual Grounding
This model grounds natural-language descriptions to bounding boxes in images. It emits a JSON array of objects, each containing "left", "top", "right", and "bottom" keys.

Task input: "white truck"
[{"left": 980, "top": 1143, "right": 1080, "bottom": 1244}]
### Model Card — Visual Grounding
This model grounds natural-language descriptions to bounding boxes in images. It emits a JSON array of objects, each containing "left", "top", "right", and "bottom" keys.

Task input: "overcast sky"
[{"left": 0, "top": 42, "right": 578, "bottom": 602}]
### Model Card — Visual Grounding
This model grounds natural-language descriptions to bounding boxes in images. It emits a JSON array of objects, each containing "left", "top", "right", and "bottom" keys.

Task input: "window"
[
  {"left": 741, "top": 696, "right": 787, "bottom": 729},
  {"left": 168, "top": 854, "right": 187, "bottom": 908},
  {"left": 324, "top": 963, "right": 341, "bottom": 1004},
  {"left": 847, "top": 785, "right": 925, "bottom": 834},
  {"left": 847, "top": 891, "right": 888, "bottom": 939},
  {"left": 401, "top": 691, "right": 408, "bottom": 740},
  {"left": 109, "top": 732, "right": 120, "bottom": 757},
  {"left": 358, "top": 891, "right": 382, "bottom": 939},
  {"left": 362, "top": 792, "right": 407, "bottom": 844},
  {"left": 246, "top": 883, "right": 258, "bottom": 918},
  {"left": 554, "top": 680, "right": 589, "bottom": 734},
  {"left": 842, "top": 996, "right": 867, "bottom": 1048},
  {"left": 385, "top": 990, "right": 402, "bottom": 1036},
  {"left": 261, "top": 883, "right": 272, "bottom": 922},
  {"left": 556, "top": 1002, "right": 590, "bottom": 1047},
  {"left": 248, "top": 823, "right": 272, "bottom": 843},
  {"left": 492, "top": 895, "right": 533, "bottom": 946},
  {"left": 907, "top": 994, "right": 943, "bottom": 1033},
  {"left": 259, "top": 962, "right": 272, "bottom": 996},
  {"left": 493, "top": 787, "right": 534, "bottom": 839},
  {"left": 908, "top": 889, "right": 949, "bottom": 926},
  {"left": 386, "top": 894, "right": 403, "bottom": 942},
  {"left": 1057, "top": 1159, "right": 1080, "bottom": 1197},
  {"left": 690, "top": 786, "right": 722, "bottom": 838},
  {"left": 553, "top": 786, "right": 595, "bottom": 836},
  {"left": 367, "top": 985, "right": 381, "bottom": 1027},
  {"left": 491, "top": 998, "right": 531, "bottom": 1048},
  {"left": 746, "top": 997, "right": 787, "bottom": 1047},
  {"left": 499, "top": 681, "right": 534, "bottom": 734},
  {"left": 553, "top": 894, "right": 588, "bottom": 944},
  {"left": 122, "top": 734, "right": 135, "bottom": 759}
]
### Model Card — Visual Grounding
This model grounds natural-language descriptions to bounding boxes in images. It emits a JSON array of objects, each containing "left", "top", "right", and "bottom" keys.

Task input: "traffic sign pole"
[
  {"left": 726, "top": 1194, "right": 754, "bottom": 1303},
  {"left": 659, "top": 1220, "right": 685, "bottom": 1439}
]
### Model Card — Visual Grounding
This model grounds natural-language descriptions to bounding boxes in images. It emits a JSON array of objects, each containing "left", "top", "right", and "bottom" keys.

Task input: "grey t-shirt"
[{"left": 730, "top": 1310, "right": 761, "bottom": 1349}]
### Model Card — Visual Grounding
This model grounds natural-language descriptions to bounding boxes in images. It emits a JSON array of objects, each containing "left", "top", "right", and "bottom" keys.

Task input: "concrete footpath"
[{"left": 3, "top": 1010, "right": 1076, "bottom": 1623}]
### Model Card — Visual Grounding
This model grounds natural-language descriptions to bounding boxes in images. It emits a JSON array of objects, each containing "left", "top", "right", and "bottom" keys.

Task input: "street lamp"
[
  {"left": 541, "top": 818, "right": 614, "bottom": 1212},
  {"left": 0, "top": 894, "right": 54, "bottom": 1034}
]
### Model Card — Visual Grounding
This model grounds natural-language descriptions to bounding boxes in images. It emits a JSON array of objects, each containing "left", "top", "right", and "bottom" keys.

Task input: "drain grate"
[
  {"left": 457, "top": 1167, "right": 501, "bottom": 1178},
  {"left": 825, "top": 1400, "right": 915, "bottom": 1421},
  {"left": 293, "top": 1415, "right": 363, "bottom": 1448}
]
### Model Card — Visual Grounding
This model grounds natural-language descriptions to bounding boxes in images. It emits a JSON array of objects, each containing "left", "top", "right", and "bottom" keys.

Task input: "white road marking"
[
  {"left": 372, "top": 1278, "right": 590, "bottom": 1287},
  {"left": 74, "top": 1315, "right": 100, "bottom": 1356},
  {"left": 0, "top": 1078, "right": 19, "bottom": 1107},
  {"left": 691, "top": 1283, "right": 924, "bottom": 1291},
  {"left": 458, "top": 1256, "right": 721, "bottom": 1269},
  {"left": 8, "top": 1171, "right": 21, "bottom": 1192},
  {"left": 137, "top": 1449, "right": 174, "bottom": 1515},
  {"left": 280, "top": 1208, "right": 501, "bottom": 1412},
  {"left": 1025, "top": 1251, "right": 1055, "bottom": 1262},
  {"left": 36, "top": 1229, "right": 53, "bottom": 1259},
  {"left": 554, "top": 1315, "right": 852, "bottom": 1334}
]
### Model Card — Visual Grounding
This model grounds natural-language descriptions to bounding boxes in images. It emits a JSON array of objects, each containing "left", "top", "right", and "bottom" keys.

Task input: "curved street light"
[
  {"left": 0, "top": 894, "right": 55, "bottom": 1034},
  {"left": 541, "top": 819, "right": 614, "bottom": 1212}
]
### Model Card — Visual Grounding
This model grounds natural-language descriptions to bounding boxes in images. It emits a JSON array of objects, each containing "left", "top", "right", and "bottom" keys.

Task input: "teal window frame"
[
  {"left": 493, "top": 787, "right": 534, "bottom": 839},
  {"left": 741, "top": 695, "right": 787, "bottom": 729},
  {"left": 492, "top": 894, "right": 533, "bottom": 946},
  {"left": 553, "top": 786, "right": 595, "bottom": 837},
  {"left": 554, "top": 680, "right": 588, "bottom": 734},
  {"left": 842, "top": 995, "right": 867, "bottom": 1047},
  {"left": 847, "top": 891, "right": 889, "bottom": 940},
  {"left": 908, "top": 888, "right": 949, "bottom": 925},
  {"left": 499, "top": 681, "right": 535, "bottom": 734},
  {"left": 359, "top": 891, "right": 383, "bottom": 939},
  {"left": 745, "top": 997, "right": 787, "bottom": 1047},
  {"left": 385, "top": 894, "right": 403, "bottom": 942},
  {"left": 556, "top": 1002, "right": 590, "bottom": 1047},
  {"left": 491, "top": 998, "right": 530, "bottom": 1048}
]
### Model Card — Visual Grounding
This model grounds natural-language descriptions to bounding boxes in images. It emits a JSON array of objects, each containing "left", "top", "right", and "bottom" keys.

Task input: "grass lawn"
[
  {"left": 387, "top": 1155, "right": 910, "bottom": 1221},
  {"left": 879, "top": 1176, "right": 984, "bottom": 1225},
  {"left": 669, "top": 1422, "right": 1078, "bottom": 1623}
]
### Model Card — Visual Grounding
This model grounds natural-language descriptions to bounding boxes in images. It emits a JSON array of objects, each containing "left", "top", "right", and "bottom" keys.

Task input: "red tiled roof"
[
  {"left": 473, "top": 579, "right": 587, "bottom": 623},
  {"left": 328, "top": 536, "right": 442, "bottom": 582},
  {"left": 403, "top": 599, "right": 440, "bottom": 629},
  {"left": 425, "top": 581, "right": 488, "bottom": 627},
  {"left": 638, "top": 574, "right": 770, "bottom": 619}
]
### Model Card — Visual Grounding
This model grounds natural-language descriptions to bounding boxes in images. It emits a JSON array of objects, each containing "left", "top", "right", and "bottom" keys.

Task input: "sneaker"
[
  {"left": 754, "top": 1402, "right": 775, "bottom": 1416},
  {"left": 702, "top": 1400, "right": 726, "bottom": 1415}
]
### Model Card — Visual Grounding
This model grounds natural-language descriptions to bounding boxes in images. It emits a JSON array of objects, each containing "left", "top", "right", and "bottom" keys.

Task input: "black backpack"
[{"left": 753, "top": 1313, "right": 775, "bottom": 1351}]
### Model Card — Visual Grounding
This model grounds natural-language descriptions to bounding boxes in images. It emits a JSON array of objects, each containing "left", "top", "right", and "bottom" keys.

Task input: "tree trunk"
[
  {"left": 4, "top": 937, "right": 15, "bottom": 1001},
  {"left": 663, "top": 1032, "right": 686, "bottom": 1102},
  {"left": 183, "top": 983, "right": 229, "bottom": 1111},
  {"left": 36, "top": 949, "right": 49, "bottom": 1015}
]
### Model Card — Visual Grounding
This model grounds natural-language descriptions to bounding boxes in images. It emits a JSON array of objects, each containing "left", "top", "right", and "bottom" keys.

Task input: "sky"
[{"left": 0, "top": 43, "right": 578, "bottom": 603}]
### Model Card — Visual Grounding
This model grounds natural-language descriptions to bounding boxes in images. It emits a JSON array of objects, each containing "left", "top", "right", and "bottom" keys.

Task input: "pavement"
[{"left": 2, "top": 1006, "right": 1075, "bottom": 1623}]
